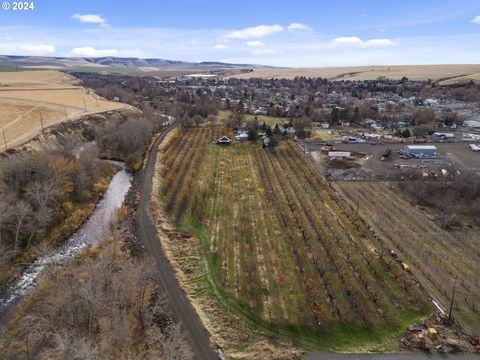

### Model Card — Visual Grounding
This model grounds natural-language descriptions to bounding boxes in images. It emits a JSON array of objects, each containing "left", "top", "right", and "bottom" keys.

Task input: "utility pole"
[
  {"left": 39, "top": 112, "right": 44, "bottom": 132},
  {"left": 83, "top": 97, "right": 87, "bottom": 112},
  {"left": 2, "top": 128, "right": 7, "bottom": 151},
  {"left": 448, "top": 282, "right": 457, "bottom": 325}
]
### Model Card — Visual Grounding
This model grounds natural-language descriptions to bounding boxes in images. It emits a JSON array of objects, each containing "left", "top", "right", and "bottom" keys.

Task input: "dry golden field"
[
  {"left": 0, "top": 70, "right": 126, "bottom": 151},
  {"left": 227, "top": 64, "right": 480, "bottom": 83}
]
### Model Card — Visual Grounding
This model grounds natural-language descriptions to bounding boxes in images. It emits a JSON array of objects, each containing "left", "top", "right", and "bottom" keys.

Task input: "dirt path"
[{"left": 135, "top": 124, "right": 218, "bottom": 360}]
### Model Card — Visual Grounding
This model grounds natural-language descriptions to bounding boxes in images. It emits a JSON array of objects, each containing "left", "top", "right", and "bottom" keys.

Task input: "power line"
[
  {"left": 448, "top": 282, "right": 457, "bottom": 324},
  {"left": 39, "top": 112, "right": 44, "bottom": 132},
  {"left": 2, "top": 128, "right": 7, "bottom": 151}
]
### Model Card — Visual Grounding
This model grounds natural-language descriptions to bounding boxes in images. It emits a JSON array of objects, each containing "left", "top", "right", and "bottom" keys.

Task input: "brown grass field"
[
  {"left": 227, "top": 64, "right": 480, "bottom": 83},
  {"left": 0, "top": 70, "right": 126, "bottom": 150},
  {"left": 334, "top": 182, "right": 480, "bottom": 334}
]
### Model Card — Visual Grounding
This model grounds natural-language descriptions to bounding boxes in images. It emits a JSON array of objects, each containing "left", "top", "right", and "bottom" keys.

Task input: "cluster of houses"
[
  {"left": 215, "top": 127, "right": 275, "bottom": 148},
  {"left": 214, "top": 135, "right": 273, "bottom": 148},
  {"left": 132, "top": 75, "right": 480, "bottom": 146}
]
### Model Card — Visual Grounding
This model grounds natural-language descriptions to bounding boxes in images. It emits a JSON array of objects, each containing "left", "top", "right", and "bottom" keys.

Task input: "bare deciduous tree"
[
  {"left": 13, "top": 200, "right": 32, "bottom": 260},
  {"left": 26, "top": 180, "right": 59, "bottom": 210}
]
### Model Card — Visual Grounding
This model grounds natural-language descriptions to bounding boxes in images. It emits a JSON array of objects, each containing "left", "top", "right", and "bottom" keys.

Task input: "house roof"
[
  {"left": 328, "top": 151, "right": 351, "bottom": 157},
  {"left": 405, "top": 145, "right": 437, "bottom": 150}
]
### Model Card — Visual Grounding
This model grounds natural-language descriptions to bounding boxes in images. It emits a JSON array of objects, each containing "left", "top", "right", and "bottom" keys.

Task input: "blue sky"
[{"left": 0, "top": 0, "right": 479, "bottom": 66}]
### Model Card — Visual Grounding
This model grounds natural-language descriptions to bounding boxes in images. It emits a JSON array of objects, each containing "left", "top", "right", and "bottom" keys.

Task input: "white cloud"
[
  {"left": 72, "top": 14, "right": 108, "bottom": 27},
  {"left": 472, "top": 16, "right": 480, "bottom": 24},
  {"left": 18, "top": 43, "right": 56, "bottom": 55},
  {"left": 332, "top": 36, "right": 363, "bottom": 45},
  {"left": 287, "top": 23, "right": 312, "bottom": 32},
  {"left": 332, "top": 36, "right": 395, "bottom": 48},
  {"left": 361, "top": 38, "right": 395, "bottom": 47},
  {"left": 71, "top": 46, "right": 119, "bottom": 57},
  {"left": 1, "top": 23, "right": 478, "bottom": 67},
  {"left": 246, "top": 40, "right": 264, "bottom": 47},
  {"left": 214, "top": 44, "right": 227, "bottom": 50},
  {"left": 225, "top": 24, "right": 283, "bottom": 39},
  {"left": 251, "top": 48, "right": 276, "bottom": 55}
]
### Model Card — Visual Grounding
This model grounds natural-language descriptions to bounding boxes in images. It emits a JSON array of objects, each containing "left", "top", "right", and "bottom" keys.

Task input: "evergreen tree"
[
  {"left": 247, "top": 127, "right": 257, "bottom": 141},
  {"left": 273, "top": 123, "right": 281, "bottom": 135},
  {"left": 266, "top": 126, "right": 273, "bottom": 137}
]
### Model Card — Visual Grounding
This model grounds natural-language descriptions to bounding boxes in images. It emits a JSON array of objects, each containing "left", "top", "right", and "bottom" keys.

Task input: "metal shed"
[
  {"left": 328, "top": 151, "right": 351, "bottom": 158},
  {"left": 404, "top": 145, "right": 437, "bottom": 157}
]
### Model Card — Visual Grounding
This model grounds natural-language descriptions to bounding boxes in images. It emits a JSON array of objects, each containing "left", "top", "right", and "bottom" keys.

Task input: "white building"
[
  {"left": 404, "top": 145, "right": 437, "bottom": 157},
  {"left": 432, "top": 132, "right": 455, "bottom": 141},
  {"left": 328, "top": 151, "right": 351, "bottom": 158},
  {"left": 464, "top": 120, "right": 480, "bottom": 128}
]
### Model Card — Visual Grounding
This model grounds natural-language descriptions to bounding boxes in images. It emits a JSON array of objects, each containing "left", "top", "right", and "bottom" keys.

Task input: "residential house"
[{"left": 215, "top": 136, "right": 232, "bottom": 145}]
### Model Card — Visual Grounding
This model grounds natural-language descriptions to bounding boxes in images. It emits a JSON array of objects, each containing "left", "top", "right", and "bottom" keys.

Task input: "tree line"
[
  {"left": 398, "top": 172, "right": 480, "bottom": 229},
  {"left": 0, "top": 138, "right": 108, "bottom": 267}
]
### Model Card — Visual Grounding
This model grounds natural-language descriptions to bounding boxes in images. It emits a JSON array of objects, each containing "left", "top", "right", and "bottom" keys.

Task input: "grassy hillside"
[{"left": 0, "top": 70, "right": 126, "bottom": 150}]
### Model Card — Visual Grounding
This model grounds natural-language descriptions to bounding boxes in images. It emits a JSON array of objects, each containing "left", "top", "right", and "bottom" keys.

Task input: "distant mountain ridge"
[{"left": 0, "top": 55, "right": 269, "bottom": 73}]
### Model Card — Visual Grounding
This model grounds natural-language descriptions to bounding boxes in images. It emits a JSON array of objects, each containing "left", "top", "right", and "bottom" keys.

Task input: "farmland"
[
  {"left": 334, "top": 182, "right": 480, "bottom": 334},
  {"left": 0, "top": 70, "right": 126, "bottom": 150},
  {"left": 157, "top": 127, "right": 430, "bottom": 350},
  {"left": 227, "top": 64, "right": 480, "bottom": 83}
]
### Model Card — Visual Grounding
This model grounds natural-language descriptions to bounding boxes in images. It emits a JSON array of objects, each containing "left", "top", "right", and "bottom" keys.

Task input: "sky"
[{"left": 0, "top": 0, "right": 479, "bottom": 67}]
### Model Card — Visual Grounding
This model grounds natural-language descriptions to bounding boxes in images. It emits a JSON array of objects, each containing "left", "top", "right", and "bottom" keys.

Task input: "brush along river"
[{"left": 0, "top": 161, "right": 133, "bottom": 318}]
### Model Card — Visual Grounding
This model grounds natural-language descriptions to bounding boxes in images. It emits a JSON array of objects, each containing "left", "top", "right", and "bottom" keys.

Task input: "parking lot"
[{"left": 305, "top": 140, "right": 480, "bottom": 179}]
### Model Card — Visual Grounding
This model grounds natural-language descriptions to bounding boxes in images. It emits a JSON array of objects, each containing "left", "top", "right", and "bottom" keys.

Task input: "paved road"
[
  {"left": 307, "top": 353, "right": 479, "bottom": 359},
  {"left": 135, "top": 125, "right": 218, "bottom": 360}
]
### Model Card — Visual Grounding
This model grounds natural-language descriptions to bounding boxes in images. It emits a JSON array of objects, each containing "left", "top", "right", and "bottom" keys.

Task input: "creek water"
[{"left": 0, "top": 161, "right": 133, "bottom": 315}]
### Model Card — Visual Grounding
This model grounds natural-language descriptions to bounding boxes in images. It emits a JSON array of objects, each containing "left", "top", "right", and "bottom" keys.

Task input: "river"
[{"left": 0, "top": 161, "right": 133, "bottom": 317}]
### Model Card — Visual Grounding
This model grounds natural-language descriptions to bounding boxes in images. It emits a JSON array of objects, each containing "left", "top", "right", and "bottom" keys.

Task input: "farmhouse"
[
  {"left": 404, "top": 145, "right": 437, "bottom": 157},
  {"left": 328, "top": 151, "right": 351, "bottom": 158},
  {"left": 235, "top": 132, "right": 249, "bottom": 141},
  {"left": 215, "top": 136, "right": 232, "bottom": 145}
]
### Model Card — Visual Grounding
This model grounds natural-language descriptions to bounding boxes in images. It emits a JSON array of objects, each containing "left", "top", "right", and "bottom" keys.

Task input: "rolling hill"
[
  {"left": 0, "top": 55, "right": 478, "bottom": 83},
  {"left": 227, "top": 64, "right": 480, "bottom": 84},
  {"left": 0, "top": 55, "right": 265, "bottom": 76}
]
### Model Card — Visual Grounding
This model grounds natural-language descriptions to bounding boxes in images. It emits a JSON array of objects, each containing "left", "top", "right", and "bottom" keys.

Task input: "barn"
[{"left": 404, "top": 145, "right": 437, "bottom": 157}]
